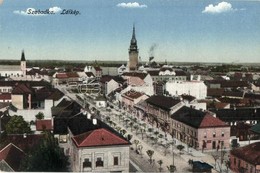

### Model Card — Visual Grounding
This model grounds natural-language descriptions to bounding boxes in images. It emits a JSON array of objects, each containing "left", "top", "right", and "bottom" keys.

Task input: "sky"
[{"left": 0, "top": 0, "right": 259, "bottom": 63}]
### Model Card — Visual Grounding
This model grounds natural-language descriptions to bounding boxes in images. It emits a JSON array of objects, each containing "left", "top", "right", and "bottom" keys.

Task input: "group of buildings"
[{"left": 0, "top": 26, "right": 260, "bottom": 172}]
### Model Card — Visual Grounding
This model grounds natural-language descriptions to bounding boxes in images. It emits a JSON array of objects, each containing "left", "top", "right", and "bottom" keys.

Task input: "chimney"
[
  {"left": 197, "top": 75, "right": 201, "bottom": 81},
  {"left": 190, "top": 75, "right": 193, "bottom": 81},
  {"left": 93, "top": 118, "right": 97, "bottom": 125}
]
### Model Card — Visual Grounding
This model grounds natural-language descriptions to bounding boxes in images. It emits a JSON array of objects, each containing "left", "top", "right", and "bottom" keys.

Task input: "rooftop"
[
  {"left": 230, "top": 142, "right": 260, "bottom": 165},
  {"left": 146, "top": 95, "right": 181, "bottom": 111},
  {"left": 0, "top": 143, "right": 25, "bottom": 172},
  {"left": 72, "top": 128, "right": 130, "bottom": 147},
  {"left": 171, "top": 106, "right": 228, "bottom": 128}
]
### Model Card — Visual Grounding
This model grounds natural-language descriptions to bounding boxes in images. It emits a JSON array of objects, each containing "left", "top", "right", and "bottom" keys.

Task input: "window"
[
  {"left": 234, "top": 158, "right": 236, "bottom": 165},
  {"left": 221, "top": 132, "right": 224, "bottom": 137},
  {"left": 213, "top": 132, "right": 216, "bottom": 138},
  {"left": 96, "top": 157, "right": 103, "bottom": 167},
  {"left": 83, "top": 158, "right": 92, "bottom": 168},
  {"left": 114, "top": 156, "right": 119, "bottom": 166},
  {"left": 238, "top": 160, "right": 241, "bottom": 167},
  {"left": 204, "top": 132, "right": 207, "bottom": 138}
]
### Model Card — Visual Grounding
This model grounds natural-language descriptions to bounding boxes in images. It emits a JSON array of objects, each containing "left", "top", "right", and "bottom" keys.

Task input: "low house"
[
  {"left": 84, "top": 66, "right": 102, "bottom": 79},
  {"left": 71, "top": 128, "right": 130, "bottom": 172},
  {"left": 121, "top": 90, "right": 148, "bottom": 112},
  {"left": 230, "top": 142, "right": 260, "bottom": 173},
  {"left": 99, "top": 75, "right": 125, "bottom": 96},
  {"left": 53, "top": 99, "right": 131, "bottom": 173},
  {"left": 170, "top": 106, "right": 230, "bottom": 150},
  {"left": 52, "top": 72, "right": 79, "bottom": 85},
  {"left": 9, "top": 83, "right": 64, "bottom": 122},
  {"left": 36, "top": 119, "right": 53, "bottom": 132}
]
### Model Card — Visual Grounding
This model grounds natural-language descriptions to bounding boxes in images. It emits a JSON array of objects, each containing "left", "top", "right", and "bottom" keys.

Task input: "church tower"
[
  {"left": 128, "top": 25, "right": 139, "bottom": 71},
  {"left": 20, "top": 50, "right": 26, "bottom": 77}
]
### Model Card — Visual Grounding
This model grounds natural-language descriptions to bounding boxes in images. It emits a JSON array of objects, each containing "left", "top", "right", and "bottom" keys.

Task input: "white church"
[{"left": 0, "top": 50, "right": 27, "bottom": 79}]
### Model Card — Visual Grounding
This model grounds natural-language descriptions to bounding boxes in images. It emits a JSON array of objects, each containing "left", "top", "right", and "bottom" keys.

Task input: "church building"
[{"left": 0, "top": 50, "right": 27, "bottom": 78}]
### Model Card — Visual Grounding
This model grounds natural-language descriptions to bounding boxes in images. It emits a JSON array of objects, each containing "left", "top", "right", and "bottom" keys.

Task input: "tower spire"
[
  {"left": 21, "top": 50, "right": 26, "bottom": 61},
  {"left": 132, "top": 24, "right": 136, "bottom": 40}
]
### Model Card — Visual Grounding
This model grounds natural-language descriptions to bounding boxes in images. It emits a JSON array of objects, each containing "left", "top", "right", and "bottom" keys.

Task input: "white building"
[
  {"left": 0, "top": 50, "right": 26, "bottom": 79},
  {"left": 71, "top": 128, "right": 130, "bottom": 172},
  {"left": 165, "top": 81, "right": 207, "bottom": 99}
]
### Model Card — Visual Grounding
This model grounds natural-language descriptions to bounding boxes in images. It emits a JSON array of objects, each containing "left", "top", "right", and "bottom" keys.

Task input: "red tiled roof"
[
  {"left": 12, "top": 83, "right": 33, "bottom": 94},
  {"left": 199, "top": 114, "right": 228, "bottom": 128},
  {"left": 56, "top": 73, "right": 68, "bottom": 78},
  {"left": 0, "top": 93, "right": 11, "bottom": 100},
  {"left": 36, "top": 119, "right": 53, "bottom": 131},
  {"left": 3, "top": 134, "right": 44, "bottom": 151},
  {"left": 0, "top": 143, "right": 25, "bottom": 171},
  {"left": 66, "top": 72, "right": 79, "bottom": 78},
  {"left": 123, "top": 90, "right": 144, "bottom": 99},
  {"left": 72, "top": 128, "right": 129, "bottom": 147},
  {"left": 230, "top": 142, "right": 260, "bottom": 165}
]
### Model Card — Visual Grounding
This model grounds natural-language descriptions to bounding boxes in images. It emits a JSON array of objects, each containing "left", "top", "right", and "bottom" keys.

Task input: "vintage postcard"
[{"left": 0, "top": 0, "right": 259, "bottom": 172}]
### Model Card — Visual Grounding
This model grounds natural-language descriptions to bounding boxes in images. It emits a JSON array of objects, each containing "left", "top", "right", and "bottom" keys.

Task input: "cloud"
[
  {"left": 117, "top": 2, "right": 147, "bottom": 8},
  {"left": 13, "top": 6, "right": 62, "bottom": 16},
  {"left": 49, "top": 7, "right": 62, "bottom": 13},
  {"left": 202, "top": 2, "right": 236, "bottom": 14}
]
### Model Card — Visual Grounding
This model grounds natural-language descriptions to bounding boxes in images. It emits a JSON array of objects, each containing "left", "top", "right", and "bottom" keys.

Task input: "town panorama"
[{"left": 0, "top": 1, "right": 260, "bottom": 173}]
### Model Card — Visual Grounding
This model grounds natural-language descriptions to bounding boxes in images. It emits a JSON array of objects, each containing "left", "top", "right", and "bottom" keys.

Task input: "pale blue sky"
[{"left": 0, "top": 0, "right": 259, "bottom": 63}]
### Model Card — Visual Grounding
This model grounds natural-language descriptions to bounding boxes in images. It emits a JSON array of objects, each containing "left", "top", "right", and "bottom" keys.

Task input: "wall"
[
  {"left": 9, "top": 99, "right": 53, "bottom": 122},
  {"left": 166, "top": 81, "right": 207, "bottom": 99},
  {"left": 11, "top": 95, "right": 24, "bottom": 109},
  {"left": 198, "top": 127, "right": 230, "bottom": 150},
  {"left": 72, "top": 144, "right": 130, "bottom": 173},
  {"left": 230, "top": 153, "right": 257, "bottom": 173}
]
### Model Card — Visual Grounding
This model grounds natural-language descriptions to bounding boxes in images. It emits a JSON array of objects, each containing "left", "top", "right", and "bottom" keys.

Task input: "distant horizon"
[
  {"left": 1, "top": 59, "right": 260, "bottom": 67},
  {"left": 0, "top": 0, "right": 260, "bottom": 63}
]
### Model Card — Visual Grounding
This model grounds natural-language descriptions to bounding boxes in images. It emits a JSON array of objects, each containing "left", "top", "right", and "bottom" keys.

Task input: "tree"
[
  {"left": 133, "top": 139, "right": 139, "bottom": 151},
  {"left": 138, "top": 144, "right": 143, "bottom": 157},
  {"left": 167, "top": 165, "right": 176, "bottom": 173},
  {"left": 157, "top": 160, "right": 163, "bottom": 172},
  {"left": 164, "top": 143, "right": 171, "bottom": 156},
  {"left": 146, "top": 150, "right": 154, "bottom": 164},
  {"left": 134, "top": 124, "right": 139, "bottom": 135},
  {"left": 5, "top": 115, "right": 31, "bottom": 134},
  {"left": 140, "top": 128, "right": 146, "bottom": 140},
  {"left": 35, "top": 112, "right": 44, "bottom": 120},
  {"left": 129, "top": 122, "right": 134, "bottom": 132},
  {"left": 21, "top": 132, "right": 69, "bottom": 171},
  {"left": 176, "top": 145, "right": 185, "bottom": 154},
  {"left": 158, "top": 134, "right": 164, "bottom": 144},
  {"left": 212, "top": 153, "right": 219, "bottom": 169},
  {"left": 225, "top": 160, "right": 231, "bottom": 173},
  {"left": 127, "top": 134, "right": 133, "bottom": 141}
]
